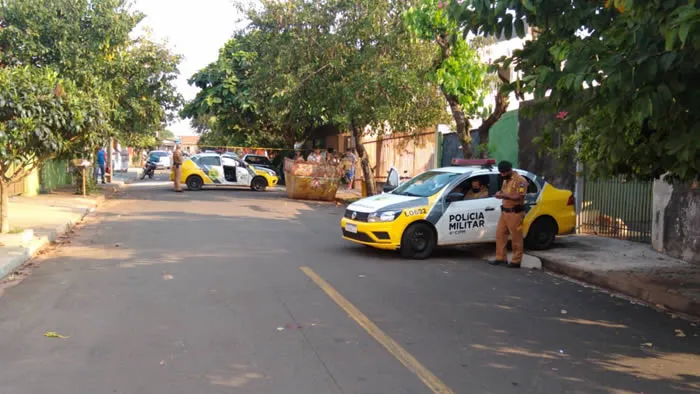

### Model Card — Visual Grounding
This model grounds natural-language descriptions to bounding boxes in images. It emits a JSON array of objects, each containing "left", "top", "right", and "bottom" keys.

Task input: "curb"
[
  {"left": 538, "top": 256, "right": 700, "bottom": 318},
  {"left": 0, "top": 195, "right": 105, "bottom": 281}
]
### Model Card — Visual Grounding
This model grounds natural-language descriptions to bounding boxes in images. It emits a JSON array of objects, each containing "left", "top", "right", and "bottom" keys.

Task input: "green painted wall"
[
  {"left": 40, "top": 159, "right": 72, "bottom": 192},
  {"left": 488, "top": 109, "right": 519, "bottom": 166}
]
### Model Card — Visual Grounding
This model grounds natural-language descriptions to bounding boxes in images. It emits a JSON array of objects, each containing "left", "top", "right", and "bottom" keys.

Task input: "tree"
[
  {"left": 108, "top": 37, "right": 184, "bottom": 144},
  {"left": 159, "top": 129, "right": 175, "bottom": 141},
  {"left": 404, "top": 0, "right": 511, "bottom": 158},
  {"left": 243, "top": 0, "right": 447, "bottom": 195},
  {"left": 0, "top": 67, "right": 106, "bottom": 232},
  {"left": 452, "top": 0, "right": 700, "bottom": 182},
  {"left": 180, "top": 36, "right": 286, "bottom": 148},
  {"left": 0, "top": 0, "right": 182, "bottom": 232}
]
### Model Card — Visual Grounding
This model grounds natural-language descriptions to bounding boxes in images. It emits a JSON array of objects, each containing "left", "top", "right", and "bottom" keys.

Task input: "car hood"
[{"left": 347, "top": 193, "right": 428, "bottom": 213}]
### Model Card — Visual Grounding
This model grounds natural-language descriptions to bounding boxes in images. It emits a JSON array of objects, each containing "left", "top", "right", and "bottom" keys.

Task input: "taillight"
[{"left": 567, "top": 194, "right": 575, "bottom": 206}]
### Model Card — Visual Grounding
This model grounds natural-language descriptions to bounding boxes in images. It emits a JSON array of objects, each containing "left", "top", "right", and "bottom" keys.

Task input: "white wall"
[{"left": 470, "top": 30, "right": 534, "bottom": 129}]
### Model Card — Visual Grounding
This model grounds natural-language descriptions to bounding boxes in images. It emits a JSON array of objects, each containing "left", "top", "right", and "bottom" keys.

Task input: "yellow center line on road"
[{"left": 300, "top": 266, "right": 455, "bottom": 394}]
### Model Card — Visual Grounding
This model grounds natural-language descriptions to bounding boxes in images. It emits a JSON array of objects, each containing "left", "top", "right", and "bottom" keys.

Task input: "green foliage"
[
  {"left": 0, "top": 0, "right": 182, "bottom": 231},
  {"left": 184, "top": 0, "right": 448, "bottom": 196},
  {"left": 0, "top": 67, "right": 105, "bottom": 183},
  {"left": 180, "top": 36, "right": 283, "bottom": 147},
  {"left": 434, "top": 39, "right": 487, "bottom": 115},
  {"left": 405, "top": 0, "right": 498, "bottom": 158},
  {"left": 453, "top": 0, "right": 700, "bottom": 182}
]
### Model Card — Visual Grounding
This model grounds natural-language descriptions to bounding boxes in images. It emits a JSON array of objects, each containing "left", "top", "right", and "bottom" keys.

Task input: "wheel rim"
[{"left": 253, "top": 179, "right": 264, "bottom": 190}]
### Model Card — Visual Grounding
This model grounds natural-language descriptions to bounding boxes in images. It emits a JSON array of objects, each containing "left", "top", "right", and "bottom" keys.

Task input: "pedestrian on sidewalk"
[
  {"left": 343, "top": 149, "right": 357, "bottom": 190},
  {"left": 172, "top": 144, "right": 184, "bottom": 192},
  {"left": 491, "top": 161, "right": 528, "bottom": 268},
  {"left": 96, "top": 147, "right": 106, "bottom": 184}
]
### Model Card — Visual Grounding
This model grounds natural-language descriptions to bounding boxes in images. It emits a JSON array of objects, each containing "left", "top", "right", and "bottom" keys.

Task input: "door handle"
[{"left": 485, "top": 207, "right": 496, "bottom": 211}]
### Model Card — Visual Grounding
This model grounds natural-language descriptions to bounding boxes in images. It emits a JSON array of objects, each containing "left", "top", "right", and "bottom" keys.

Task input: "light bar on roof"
[{"left": 451, "top": 158, "right": 496, "bottom": 166}]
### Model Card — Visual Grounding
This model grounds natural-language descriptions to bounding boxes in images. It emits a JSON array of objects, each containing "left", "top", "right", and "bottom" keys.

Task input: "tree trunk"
[
  {"left": 0, "top": 180, "right": 9, "bottom": 234},
  {"left": 477, "top": 66, "right": 512, "bottom": 157},
  {"left": 442, "top": 90, "right": 474, "bottom": 159},
  {"left": 476, "top": 90, "right": 510, "bottom": 152},
  {"left": 351, "top": 123, "right": 377, "bottom": 196}
]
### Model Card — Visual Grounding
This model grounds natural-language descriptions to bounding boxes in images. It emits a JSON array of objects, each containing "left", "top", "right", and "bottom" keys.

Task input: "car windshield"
[
  {"left": 246, "top": 156, "right": 271, "bottom": 165},
  {"left": 391, "top": 171, "right": 460, "bottom": 198}
]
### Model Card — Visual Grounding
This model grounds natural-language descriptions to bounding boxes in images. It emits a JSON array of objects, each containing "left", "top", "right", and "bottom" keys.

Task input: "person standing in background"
[
  {"left": 307, "top": 148, "right": 323, "bottom": 163},
  {"left": 172, "top": 145, "right": 184, "bottom": 192},
  {"left": 96, "top": 147, "right": 106, "bottom": 184}
]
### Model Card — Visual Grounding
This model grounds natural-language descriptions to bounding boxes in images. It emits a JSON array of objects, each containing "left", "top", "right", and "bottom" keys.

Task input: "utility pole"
[{"left": 107, "top": 137, "right": 113, "bottom": 184}]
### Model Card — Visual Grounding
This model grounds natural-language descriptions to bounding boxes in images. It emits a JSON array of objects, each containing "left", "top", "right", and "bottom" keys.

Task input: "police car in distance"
[
  {"left": 340, "top": 159, "right": 576, "bottom": 259},
  {"left": 170, "top": 152, "right": 278, "bottom": 192}
]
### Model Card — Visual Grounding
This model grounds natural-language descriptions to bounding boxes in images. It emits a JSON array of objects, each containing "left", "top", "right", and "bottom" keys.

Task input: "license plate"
[{"left": 345, "top": 223, "right": 358, "bottom": 233}]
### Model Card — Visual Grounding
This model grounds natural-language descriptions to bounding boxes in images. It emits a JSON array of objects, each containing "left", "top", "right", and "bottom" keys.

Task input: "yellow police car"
[
  {"left": 171, "top": 152, "right": 278, "bottom": 191},
  {"left": 340, "top": 160, "right": 576, "bottom": 259}
]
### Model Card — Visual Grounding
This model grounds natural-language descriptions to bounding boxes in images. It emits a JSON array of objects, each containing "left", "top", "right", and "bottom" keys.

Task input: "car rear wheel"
[
  {"left": 186, "top": 175, "right": 203, "bottom": 191},
  {"left": 400, "top": 222, "right": 436, "bottom": 259},
  {"left": 251, "top": 176, "right": 268, "bottom": 192},
  {"left": 525, "top": 217, "right": 557, "bottom": 250}
]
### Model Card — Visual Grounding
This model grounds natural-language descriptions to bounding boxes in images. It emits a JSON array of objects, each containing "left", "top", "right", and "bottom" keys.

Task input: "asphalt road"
[{"left": 0, "top": 182, "right": 698, "bottom": 394}]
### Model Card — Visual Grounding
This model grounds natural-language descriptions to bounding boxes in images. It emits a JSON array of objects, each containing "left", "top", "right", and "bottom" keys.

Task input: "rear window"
[{"left": 151, "top": 151, "right": 168, "bottom": 157}]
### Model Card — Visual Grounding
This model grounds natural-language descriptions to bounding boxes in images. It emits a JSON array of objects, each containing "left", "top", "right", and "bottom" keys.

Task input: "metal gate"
[{"left": 577, "top": 175, "right": 653, "bottom": 243}]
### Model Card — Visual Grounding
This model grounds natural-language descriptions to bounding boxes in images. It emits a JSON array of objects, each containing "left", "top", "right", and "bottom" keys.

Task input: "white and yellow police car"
[
  {"left": 340, "top": 160, "right": 576, "bottom": 259},
  {"left": 171, "top": 152, "right": 278, "bottom": 192}
]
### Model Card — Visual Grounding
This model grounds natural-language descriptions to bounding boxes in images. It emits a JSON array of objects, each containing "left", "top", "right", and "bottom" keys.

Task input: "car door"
[
  {"left": 235, "top": 159, "right": 252, "bottom": 185},
  {"left": 199, "top": 156, "right": 224, "bottom": 184},
  {"left": 436, "top": 176, "right": 501, "bottom": 245}
]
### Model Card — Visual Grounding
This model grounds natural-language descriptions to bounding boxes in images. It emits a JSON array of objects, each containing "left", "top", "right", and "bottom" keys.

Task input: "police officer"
[
  {"left": 464, "top": 178, "right": 489, "bottom": 199},
  {"left": 491, "top": 161, "right": 528, "bottom": 268},
  {"left": 172, "top": 145, "right": 184, "bottom": 193}
]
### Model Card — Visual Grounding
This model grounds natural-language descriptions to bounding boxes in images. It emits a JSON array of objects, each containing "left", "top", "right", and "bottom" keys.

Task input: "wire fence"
[{"left": 577, "top": 175, "right": 653, "bottom": 243}]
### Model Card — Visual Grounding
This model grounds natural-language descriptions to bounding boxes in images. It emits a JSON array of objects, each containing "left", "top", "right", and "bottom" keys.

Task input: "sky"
[{"left": 131, "top": 0, "right": 250, "bottom": 137}]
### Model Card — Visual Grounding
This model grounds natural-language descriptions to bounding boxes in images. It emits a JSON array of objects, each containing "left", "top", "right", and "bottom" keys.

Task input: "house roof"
[{"left": 180, "top": 135, "right": 200, "bottom": 145}]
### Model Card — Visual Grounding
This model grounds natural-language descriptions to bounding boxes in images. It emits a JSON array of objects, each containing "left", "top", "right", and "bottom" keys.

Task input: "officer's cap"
[{"left": 497, "top": 161, "right": 513, "bottom": 172}]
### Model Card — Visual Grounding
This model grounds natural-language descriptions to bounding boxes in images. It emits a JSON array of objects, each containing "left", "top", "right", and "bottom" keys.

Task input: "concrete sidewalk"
[
  {"left": 0, "top": 178, "right": 131, "bottom": 281},
  {"left": 530, "top": 235, "right": 700, "bottom": 319}
]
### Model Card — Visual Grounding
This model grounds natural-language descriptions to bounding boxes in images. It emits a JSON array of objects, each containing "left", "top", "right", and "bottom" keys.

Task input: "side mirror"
[
  {"left": 382, "top": 184, "right": 396, "bottom": 193},
  {"left": 446, "top": 192, "right": 464, "bottom": 203}
]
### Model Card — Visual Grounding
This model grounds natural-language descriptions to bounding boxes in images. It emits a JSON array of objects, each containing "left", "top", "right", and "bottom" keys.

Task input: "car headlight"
[{"left": 368, "top": 211, "right": 402, "bottom": 222}]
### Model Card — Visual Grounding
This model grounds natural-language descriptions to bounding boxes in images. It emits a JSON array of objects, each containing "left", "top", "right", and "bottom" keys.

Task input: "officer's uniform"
[
  {"left": 496, "top": 172, "right": 528, "bottom": 265},
  {"left": 464, "top": 187, "right": 489, "bottom": 199},
  {"left": 172, "top": 149, "right": 183, "bottom": 192}
]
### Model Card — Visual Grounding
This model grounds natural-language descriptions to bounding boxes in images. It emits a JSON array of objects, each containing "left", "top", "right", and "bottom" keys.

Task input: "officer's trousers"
[
  {"left": 495, "top": 212, "right": 525, "bottom": 264},
  {"left": 173, "top": 165, "right": 182, "bottom": 191}
]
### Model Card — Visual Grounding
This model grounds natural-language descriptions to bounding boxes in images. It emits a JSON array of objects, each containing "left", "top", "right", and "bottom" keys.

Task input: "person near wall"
[
  {"left": 491, "top": 161, "right": 528, "bottom": 268},
  {"left": 96, "top": 147, "right": 106, "bottom": 184},
  {"left": 172, "top": 145, "right": 184, "bottom": 192},
  {"left": 345, "top": 149, "right": 357, "bottom": 190}
]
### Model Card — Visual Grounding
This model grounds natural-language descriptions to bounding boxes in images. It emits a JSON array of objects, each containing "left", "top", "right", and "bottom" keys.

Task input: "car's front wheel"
[
  {"left": 525, "top": 216, "right": 557, "bottom": 250},
  {"left": 400, "top": 222, "right": 436, "bottom": 259},
  {"left": 186, "top": 175, "right": 203, "bottom": 191},
  {"left": 251, "top": 176, "right": 268, "bottom": 192}
]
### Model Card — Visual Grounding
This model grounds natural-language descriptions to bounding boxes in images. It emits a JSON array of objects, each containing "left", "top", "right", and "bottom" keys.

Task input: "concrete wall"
[
  {"left": 40, "top": 159, "right": 72, "bottom": 192},
  {"left": 652, "top": 179, "right": 700, "bottom": 264},
  {"left": 488, "top": 110, "right": 519, "bottom": 165}
]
